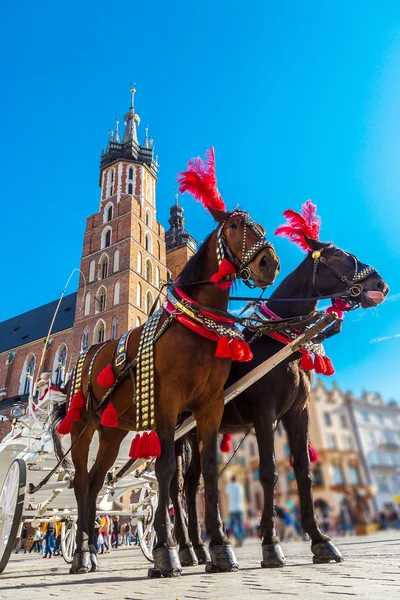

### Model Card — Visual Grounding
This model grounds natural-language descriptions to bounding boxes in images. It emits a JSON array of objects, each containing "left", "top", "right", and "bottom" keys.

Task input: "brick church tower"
[
  {"left": 73, "top": 88, "right": 168, "bottom": 357},
  {"left": 165, "top": 195, "right": 197, "bottom": 280}
]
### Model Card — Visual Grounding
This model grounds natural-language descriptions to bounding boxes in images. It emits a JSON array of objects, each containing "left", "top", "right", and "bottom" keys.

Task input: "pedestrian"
[
  {"left": 30, "top": 527, "right": 42, "bottom": 553},
  {"left": 225, "top": 476, "right": 245, "bottom": 547},
  {"left": 98, "top": 531, "right": 105, "bottom": 554},
  {"left": 43, "top": 520, "right": 56, "bottom": 558},
  {"left": 100, "top": 515, "right": 110, "bottom": 553},
  {"left": 112, "top": 516, "right": 120, "bottom": 548},
  {"left": 282, "top": 506, "right": 299, "bottom": 542},
  {"left": 15, "top": 523, "right": 29, "bottom": 553},
  {"left": 124, "top": 522, "right": 132, "bottom": 546}
]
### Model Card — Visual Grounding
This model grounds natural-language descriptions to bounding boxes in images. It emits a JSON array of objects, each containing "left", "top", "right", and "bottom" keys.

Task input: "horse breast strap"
[{"left": 114, "top": 328, "right": 136, "bottom": 368}]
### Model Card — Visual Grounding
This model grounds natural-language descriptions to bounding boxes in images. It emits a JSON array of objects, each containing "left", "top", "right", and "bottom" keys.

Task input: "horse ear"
[
  {"left": 208, "top": 207, "right": 229, "bottom": 224},
  {"left": 303, "top": 234, "right": 321, "bottom": 251}
]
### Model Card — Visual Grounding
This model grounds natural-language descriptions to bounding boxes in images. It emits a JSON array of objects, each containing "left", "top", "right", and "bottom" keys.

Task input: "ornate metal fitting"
[
  {"left": 312, "top": 250, "right": 321, "bottom": 260},
  {"left": 350, "top": 284, "right": 363, "bottom": 297}
]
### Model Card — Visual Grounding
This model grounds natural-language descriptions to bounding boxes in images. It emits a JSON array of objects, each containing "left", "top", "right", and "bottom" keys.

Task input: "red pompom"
[
  {"left": 136, "top": 432, "right": 149, "bottom": 459},
  {"left": 57, "top": 415, "right": 72, "bottom": 435},
  {"left": 210, "top": 259, "right": 236, "bottom": 290},
  {"left": 230, "top": 338, "right": 245, "bottom": 361},
  {"left": 323, "top": 356, "right": 335, "bottom": 376},
  {"left": 308, "top": 444, "right": 319, "bottom": 463},
  {"left": 129, "top": 434, "right": 141, "bottom": 459},
  {"left": 97, "top": 364, "right": 115, "bottom": 388},
  {"left": 313, "top": 354, "right": 327, "bottom": 375},
  {"left": 145, "top": 430, "right": 162, "bottom": 458},
  {"left": 70, "top": 390, "right": 85, "bottom": 410},
  {"left": 100, "top": 403, "right": 118, "bottom": 428},
  {"left": 300, "top": 351, "right": 314, "bottom": 371},
  {"left": 220, "top": 433, "right": 233, "bottom": 453},
  {"left": 326, "top": 305, "right": 344, "bottom": 320},
  {"left": 69, "top": 407, "right": 81, "bottom": 422},
  {"left": 216, "top": 336, "right": 232, "bottom": 358},
  {"left": 240, "top": 341, "right": 253, "bottom": 362}
]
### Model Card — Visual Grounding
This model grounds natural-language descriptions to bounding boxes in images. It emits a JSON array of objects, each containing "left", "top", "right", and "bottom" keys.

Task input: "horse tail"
[{"left": 50, "top": 401, "right": 73, "bottom": 470}]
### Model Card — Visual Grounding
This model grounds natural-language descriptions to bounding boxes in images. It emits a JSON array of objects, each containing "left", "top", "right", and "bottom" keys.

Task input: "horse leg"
[
  {"left": 283, "top": 410, "right": 344, "bottom": 564},
  {"left": 86, "top": 427, "right": 128, "bottom": 572},
  {"left": 170, "top": 438, "right": 198, "bottom": 566},
  {"left": 149, "top": 413, "right": 182, "bottom": 578},
  {"left": 254, "top": 408, "right": 286, "bottom": 568},
  {"left": 184, "top": 433, "right": 210, "bottom": 564},
  {"left": 195, "top": 401, "right": 238, "bottom": 573},
  {"left": 70, "top": 423, "right": 96, "bottom": 574}
]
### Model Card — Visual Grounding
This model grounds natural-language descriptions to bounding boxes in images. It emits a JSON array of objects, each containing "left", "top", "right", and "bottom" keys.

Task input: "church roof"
[{"left": 0, "top": 292, "right": 77, "bottom": 354}]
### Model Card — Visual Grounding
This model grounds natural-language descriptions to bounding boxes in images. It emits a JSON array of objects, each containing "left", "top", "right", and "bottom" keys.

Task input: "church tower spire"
[
  {"left": 123, "top": 86, "right": 140, "bottom": 143},
  {"left": 165, "top": 195, "right": 197, "bottom": 281}
]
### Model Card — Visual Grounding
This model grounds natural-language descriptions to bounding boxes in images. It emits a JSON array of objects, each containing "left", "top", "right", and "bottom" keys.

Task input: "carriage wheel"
[
  {"left": 137, "top": 483, "right": 158, "bottom": 562},
  {"left": 61, "top": 519, "right": 77, "bottom": 564},
  {"left": 0, "top": 459, "right": 26, "bottom": 574}
]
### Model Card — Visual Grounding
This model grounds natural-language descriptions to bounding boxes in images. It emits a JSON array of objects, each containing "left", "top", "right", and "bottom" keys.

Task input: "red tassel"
[
  {"left": 70, "top": 390, "right": 85, "bottom": 410},
  {"left": 230, "top": 338, "right": 245, "bottom": 361},
  {"left": 308, "top": 444, "right": 319, "bottom": 463},
  {"left": 220, "top": 433, "right": 233, "bottom": 453},
  {"left": 313, "top": 354, "right": 327, "bottom": 375},
  {"left": 240, "top": 340, "right": 253, "bottom": 362},
  {"left": 97, "top": 365, "right": 115, "bottom": 388},
  {"left": 69, "top": 407, "right": 81, "bottom": 422},
  {"left": 100, "top": 403, "right": 118, "bottom": 427},
  {"left": 136, "top": 432, "right": 149, "bottom": 459},
  {"left": 216, "top": 336, "right": 231, "bottom": 358},
  {"left": 300, "top": 351, "right": 314, "bottom": 370},
  {"left": 210, "top": 259, "right": 236, "bottom": 290},
  {"left": 145, "top": 430, "right": 162, "bottom": 458},
  {"left": 323, "top": 356, "right": 335, "bottom": 376},
  {"left": 129, "top": 434, "right": 141, "bottom": 459},
  {"left": 57, "top": 415, "right": 72, "bottom": 435}
]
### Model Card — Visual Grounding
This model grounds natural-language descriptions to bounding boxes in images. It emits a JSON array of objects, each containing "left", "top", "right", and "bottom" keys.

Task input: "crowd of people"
[{"left": 13, "top": 515, "right": 139, "bottom": 558}]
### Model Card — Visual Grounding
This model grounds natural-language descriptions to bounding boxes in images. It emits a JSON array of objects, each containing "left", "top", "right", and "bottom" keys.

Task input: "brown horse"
[
  {"left": 52, "top": 150, "right": 280, "bottom": 577},
  {"left": 171, "top": 202, "right": 388, "bottom": 568}
]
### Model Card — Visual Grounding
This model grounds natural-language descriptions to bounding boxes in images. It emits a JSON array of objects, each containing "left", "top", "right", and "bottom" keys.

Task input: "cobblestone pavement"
[{"left": 0, "top": 532, "right": 399, "bottom": 600}]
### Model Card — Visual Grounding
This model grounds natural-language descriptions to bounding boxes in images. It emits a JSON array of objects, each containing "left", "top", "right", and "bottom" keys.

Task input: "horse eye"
[{"left": 229, "top": 223, "right": 238, "bottom": 230}]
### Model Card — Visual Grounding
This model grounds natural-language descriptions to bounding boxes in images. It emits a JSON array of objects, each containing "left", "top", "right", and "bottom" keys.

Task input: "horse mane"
[{"left": 177, "top": 232, "right": 213, "bottom": 294}]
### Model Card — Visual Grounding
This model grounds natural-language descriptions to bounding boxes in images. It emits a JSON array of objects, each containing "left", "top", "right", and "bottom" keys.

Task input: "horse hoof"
[
  {"left": 205, "top": 545, "right": 239, "bottom": 573},
  {"left": 311, "top": 541, "right": 344, "bottom": 564},
  {"left": 194, "top": 545, "right": 211, "bottom": 565},
  {"left": 179, "top": 546, "right": 199, "bottom": 567},
  {"left": 69, "top": 551, "right": 92, "bottom": 574},
  {"left": 261, "top": 543, "right": 286, "bottom": 568},
  {"left": 151, "top": 546, "right": 182, "bottom": 577}
]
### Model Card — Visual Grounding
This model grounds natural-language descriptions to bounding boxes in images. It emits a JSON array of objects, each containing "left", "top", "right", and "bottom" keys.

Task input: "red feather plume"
[
  {"left": 275, "top": 200, "right": 321, "bottom": 251},
  {"left": 178, "top": 147, "right": 226, "bottom": 212}
]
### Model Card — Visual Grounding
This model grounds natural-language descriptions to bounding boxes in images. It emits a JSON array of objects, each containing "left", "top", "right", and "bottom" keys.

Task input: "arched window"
[
  {"left": 84, "top": 291, "right": 91, "bottom": 316},
  {"left": 111, "top": 317, "right": 118, "bottom": 340},
  {"left": 145, "top": 232, "right": 152, "bottom": 254},
  {"left": 135, "top": 316, "right": 141, "bottom": 328},
  {"left": 53, "top": 344, "right": 67, "bottom": 387},
  {"left": 89, "top": 259, "right": 95, "bottom": 282},
  {"left": 129, "top": 167, "right": 134, "bottom": 180},
  {"left": 137, "top": 251, "right": 142, "bottom": 275},
  {"left": 145, "top": 290, "right": 154, "bottom": 315},
  {"left": 108, "top": 169, "right": 114, "bottom": 197},
  {"left": 101, "top": 226, "right": 112, "bottom": 249},
  {"left": 107, "top": 205, "right": 113, "bottom": 222},
  {"left": 128, "top": 183, "right": 133, "bottom": 195},
  {"left": 99, "top": 254, "right": 109, "bottom": 279},
  {"left": 113, "top": 249, "right": 120, "bottom": 272},
  {"left": 20, "top": 354, "right": 35, "bottom": 395},
  {"left": 96, "top": 286, "right": 107, "bottom": 313},
  {"left": 146, "top": 259, "right": 152, "bottom": 283},
  {"left": 114, "top": 280, "right": 120, "bottom": 305},
  {"left": 82, "top": 326, "right": 89, "bottom": 350},
  {"left": 136, "top": 282, "right": 142, "bottom": 308},
  {"left": 145, "top": 209, "right": 152, "bottom": 228},
  {"left": 94, "top": 320, "right": 105, "bottom": 344},
  {"left": 156, "top": 266, "right": 160, "bottom": 289},
  {"left": 104, "top": 201, "right": 113, "bottom": 223}
]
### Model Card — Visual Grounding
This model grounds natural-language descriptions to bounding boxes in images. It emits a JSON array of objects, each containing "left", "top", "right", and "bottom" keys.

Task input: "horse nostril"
[
  {"left": 377, "top": 279, "right": 387, "bottom": 293},
  {"left": 259, "top": 255, "right": 268, "bottom": 268}
]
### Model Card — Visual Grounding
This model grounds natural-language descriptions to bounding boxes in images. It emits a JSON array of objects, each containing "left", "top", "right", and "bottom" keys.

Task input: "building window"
[
  {"left": 89, "top": 259, "right": 96, "bottom": 282},
  {"left": 324, "top": 412, "right": 332, "bottom": 426},
  {"left": 332, "top": 464, "right": 345, "bottom": 485},
  {"left": 94, "top": 320, "right": 105, "bottom": 344},
  {"left": 82, "top": 326, "right": 89, "bottom": 350},
  {"left": 342, "top": 436, "right": 353, "bottom": 450},
  {"left": 327, "top": 433, "right": 337, "bottom": 449},
  {"left": 340, "top": 414, "right": 348, "bottom": 428},
  {"left": 129, "top": 167, "right": 133, "bottom": 180},
  {"left": 137, "top": 251, "right": 142, "bottom": 275},
  {"left": 145, "top": 232, "right": 152, "bottom": 253},
  {"left": 347, "top": 465, "right": 361, "bottom": 485},
  {"left": 114, "top": 280, "right": 120, "bottom": 305},
  {"left": 101, "top": 227, "right": 112, "bottom": 249},
  {"left": 128, "top": 183, "right": 133, "bottom": 195},
  {"left": 136, "top": 316, "right": 141, "bottom": 328},
  {"left": 376, "top": 475, "right": 390, "bottom": 493},
  {"left": 53, "top": 344, "right": 67, "bottom": 387},
  {"left": 113, "top": 249, "right": 120, "bottom": 272},
  {"left": 21, "top": 354, "right": 35, "bottom": 395},
  {"left": 156, "top": 266, "right": 160, "bottom": 289},
  {"left": 313, "top": 464, "right": 324, "bottom": 487},
  {"left": 145, "top": 209, "right": 152, "bottom": 228},
  {"left": 145, "top": 290, "right": 154, "bottom": 315},
  {"left": 104, "top": 202, "right": 113, "bottom": 223},
  {"left": 84, "top": 291, "right": 91, "bottom": 316},
  {"left": 96, "top": 287, "right": 106, "bottom": 313},
  {"left": 136, "top": 282, "right": 142, "bottom": 308},
  {"left": 111, "top": 317, "right": 118, "bottom": 340},
  {"left": 146, "top": 259, "right": 152, "bottom": 283},
  {"left": 99, "top": 255, "right": 109, "bottom": 279}
]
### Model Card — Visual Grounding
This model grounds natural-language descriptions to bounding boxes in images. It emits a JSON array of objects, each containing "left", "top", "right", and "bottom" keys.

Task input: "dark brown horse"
[
  {"left": 52, "top": 150, "right": 280, "bottom": 577},
  {"left": 172, "top": 204, "right": 388, "bottom": 568}
]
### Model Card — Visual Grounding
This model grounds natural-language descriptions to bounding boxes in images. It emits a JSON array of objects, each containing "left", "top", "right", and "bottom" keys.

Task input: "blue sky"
[{"left": 1, "top": 1, "right": 399, "bottom": 401}]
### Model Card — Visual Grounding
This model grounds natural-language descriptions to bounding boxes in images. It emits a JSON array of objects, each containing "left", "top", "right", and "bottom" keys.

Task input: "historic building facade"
[{"left": 0, "top": 88, "right": 197, "bottom": 438}]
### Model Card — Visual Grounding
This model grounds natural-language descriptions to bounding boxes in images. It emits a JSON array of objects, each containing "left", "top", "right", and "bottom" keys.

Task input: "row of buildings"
[{"left": 219, "top": 380, "right": 400, "bottom": 517}]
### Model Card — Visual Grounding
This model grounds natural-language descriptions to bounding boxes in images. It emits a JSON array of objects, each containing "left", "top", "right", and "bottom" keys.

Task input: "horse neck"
[{"left": 266, "top": 256, "right": 318, "bottom": 318}]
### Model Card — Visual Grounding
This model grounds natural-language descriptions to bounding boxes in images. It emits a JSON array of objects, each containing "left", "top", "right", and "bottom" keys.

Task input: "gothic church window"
[
  {"left": 101, "top": 226, "right": 112, "bottom": 249},
  {"left": 114, "top": 280, "right": 120, "bottom": 305},
  {"left": 128, "top": 183, "right": 133, "bottom": 195},
  {"left": 136, "top": 282, "right": 142, "bottom": 308},
  {"left": 145, "top": 232, "right": 152, "bottom": 253},
  {"left": 20, "top": 354, "right": 35, "bottom": 395},
  {"left": 146, "top": 259, "right": 152, "bottom": 283},
  {"left": 129, "top": 167, "right": 134, "bottom": 180},
  {"left": 96, "top": 286, "right": 107, "bottom": 313},
  {"left": 104, "top": 202, "right": 113, "bottom": 223},
  {"left": 136, "top": 317, "right": 141, "bottom": 328},
  {"left": 108, "top": 169, "right": 114, "bottom": 197},
  {"left": 112, "top": 317, "right": 118, "bottom": 340},
  {"left": 145, "top": 290, "right": 154, "bottom": 315},
  {"left": 82, "top": 326, "right": 89, "bottom": 350},
  {"left": 53, "top": 344, "right": 67, "bottom": 387},
  {"left": 89, "top": 260, "right": 96, "bottom": 282},
  {"left": 94, "top": 320, "right": 105, "bottom": 344},
  {"left": 145, "top": 209, "right": 152, "bottom": 228},
  {"left": 99, "top": 254, "right": 109, "bottom": 279},
  {"left": 113, "top": 249, "right": 120, "bottom": 272},
  {"left": 84, "top": 291, "right": 91, "bottom": 315}
]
